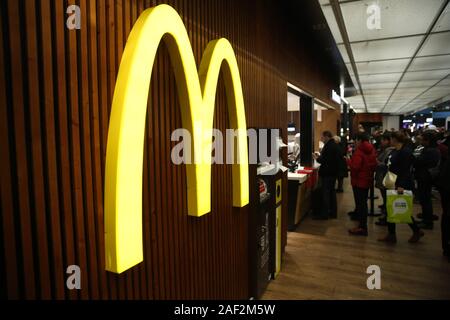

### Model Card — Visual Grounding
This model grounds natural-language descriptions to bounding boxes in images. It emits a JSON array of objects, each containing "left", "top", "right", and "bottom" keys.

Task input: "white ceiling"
[{"left": 320, "top": 0, "right": 450, "bottom": 114}]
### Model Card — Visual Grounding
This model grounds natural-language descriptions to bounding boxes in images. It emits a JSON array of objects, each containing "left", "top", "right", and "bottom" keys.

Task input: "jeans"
[
  {"left": 417, "top": 179, "right": 433, "bottom": 224},
  {"left": 353, "top": 187, "right": 369, "bottom": 229},
  {"left": 320, "top": 176, "right": 337, "bottom": 218}
]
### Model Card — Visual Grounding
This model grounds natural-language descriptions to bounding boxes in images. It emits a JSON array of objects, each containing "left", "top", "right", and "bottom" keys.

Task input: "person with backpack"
[
  {"left": 414, "top": 130, "right": 441, "bottom": 230},
  {"left": 348, "top": 132, "right": 377, "bottom": 236}
]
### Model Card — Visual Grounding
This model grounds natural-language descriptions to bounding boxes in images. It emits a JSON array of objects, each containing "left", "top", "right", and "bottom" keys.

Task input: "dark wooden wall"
[
  {"left": 353, "top": 113, "right": 384, "bottom": 133},
  {"left": 0, "top": 0, "right": 339, "bottom": 299}
]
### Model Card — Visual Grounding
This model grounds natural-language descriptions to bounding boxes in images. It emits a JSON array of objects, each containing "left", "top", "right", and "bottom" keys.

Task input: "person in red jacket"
[{"left": 348, "top": 132, "right": 378, "bottom": 236}]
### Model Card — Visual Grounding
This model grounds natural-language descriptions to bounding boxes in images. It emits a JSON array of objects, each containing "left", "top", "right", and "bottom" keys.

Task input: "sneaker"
[
  {"left": 417, "top": 222, "right": 433, "bottom": 230},
  {"left": 378, "top": 234, "right": 397, "bottom": 243},
  {"left": 408, "top": 230, "right": 425, "bottom": 243},
  {"left": 348, "top": 227, "right": 368, "bottom": 236}
]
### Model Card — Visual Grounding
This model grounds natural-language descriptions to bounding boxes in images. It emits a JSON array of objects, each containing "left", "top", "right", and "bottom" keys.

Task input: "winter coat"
[
  {"left": 349, "top": 141, "right": 377, "bottom": 189},
  {"left": 388, "top": 146, "right": 415, "bottom": 190},
  {"left": 317, "top": 139, "right": 341, "bottom": 177},
  {"left": 414, "top": 146, "right": 441, "bottom": 183},
  {"left": 337, "top": 140, "right": 349, "bottom": 178}
]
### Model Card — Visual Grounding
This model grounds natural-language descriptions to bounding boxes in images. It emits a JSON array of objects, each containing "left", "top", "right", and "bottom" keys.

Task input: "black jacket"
[
  {"left": 437, "top": 148, "right": 450, "bottom": 194},
  {"left": 336, "top": 141, "right": 348, "bottom": 178},
  {"left": 317, "top": 139, "right": 341, "bottom": 177},
  {"left": 388, "top": 146, "right": 414, "bottom": 190},
  {"left": 414, "top": 146, "right": 441, "bottom": 182}
]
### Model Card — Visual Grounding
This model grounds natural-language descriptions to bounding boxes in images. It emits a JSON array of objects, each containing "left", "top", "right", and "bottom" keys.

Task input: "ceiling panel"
[
  {"left": 340, "top": 0, "right": 444, "bottom": 42},
  {"left": 398, "top": 79, "right": 439, "bottom": 88},
  {"left": 359, "top": 72, "right": 402, "bottom": 84},
  {"left": 393, "top": 87, "right": 430, "bottom": 95},
  {"left": 349, "top": 36, "right": 422, "bottom": 62},
  {"left": 432, "top": 2, "right": 450, "bottom": 32},
  {"left": 402, "top": 69, "right": 450, "bottom": 81},
  {"left": 409, "top": 55, "right": 450, "bottom": 71},
  {"left": 418, "top": 32, "right": 450, "bottom": 56},
  {"left": 421, "top": 86, "right": 450, "bottom": 96},
  {"left": 362, "top": 82, "right": 399, "bottom": 90},
  {"left": 349, "top": 59, "right": 409, "bottom": 75},
  {"left": 346, "top": 95, "right": 365, "bottom": 109},
  {"left": 438, "top": 78, "right": 450, "bottom": 86}
]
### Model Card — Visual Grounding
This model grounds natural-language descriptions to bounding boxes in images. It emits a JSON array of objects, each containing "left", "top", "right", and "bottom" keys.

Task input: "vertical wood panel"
[
  {"left": 0, "top": 0, "right": 19, "bottom": 299},
  {"left": 39, "top": 0, "right": 66, "bottom": 299},
  {"left": 53, "top": 0, "right": 78, "bottom": 300},
  {"left": 7, "top": 0, "right": 37, "bottom": 300}
]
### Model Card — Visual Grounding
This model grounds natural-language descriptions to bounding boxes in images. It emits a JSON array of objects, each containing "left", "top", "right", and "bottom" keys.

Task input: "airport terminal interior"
[{"left": 1, "top": 0, "right": 450, "bottom": 300}]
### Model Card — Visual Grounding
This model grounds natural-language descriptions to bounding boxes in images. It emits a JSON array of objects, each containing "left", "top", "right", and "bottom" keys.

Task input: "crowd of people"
[{"left": 313, "top": 125, "right": 450, "bottom": 260}]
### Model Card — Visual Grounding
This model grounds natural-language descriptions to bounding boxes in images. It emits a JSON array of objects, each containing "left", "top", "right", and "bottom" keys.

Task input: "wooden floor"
[{"left": 262, "top": 179, "right": 450, "bottom": 300}]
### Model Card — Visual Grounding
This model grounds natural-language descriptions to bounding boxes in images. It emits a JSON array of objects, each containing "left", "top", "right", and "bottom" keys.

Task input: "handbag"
[
  {"left": 382, "top": 171, "right": 397, "bottom": 189},
  {"left": 386, "top": 190, "right": 413, "bottom": 224}
]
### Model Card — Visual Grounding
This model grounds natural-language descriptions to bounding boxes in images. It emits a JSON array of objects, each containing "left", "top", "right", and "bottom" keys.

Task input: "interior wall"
[
  {"left": 314, "top": 108, "right": 341, "bottom": 151},
  {"left": 0, "top": 0, "right": 340, "bottom": 299},
  {"left": 352, "top": 113, "right": 384, "bottom": 133},
  {"left": 383, "top": 115, "right": 400, "bottom": 131}
]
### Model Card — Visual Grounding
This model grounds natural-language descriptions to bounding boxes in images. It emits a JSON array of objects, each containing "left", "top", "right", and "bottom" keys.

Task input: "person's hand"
[
  {"left": 312, "top": 152, "right": 318, "bottom": 160},
  {"left": 397, "top": 187, "right": 404, "bottom": 195}
]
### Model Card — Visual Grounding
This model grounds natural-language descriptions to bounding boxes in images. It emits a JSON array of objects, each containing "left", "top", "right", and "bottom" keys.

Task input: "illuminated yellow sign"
[{"left": 105, "top": 4, "right": 249, "bottom": 274}]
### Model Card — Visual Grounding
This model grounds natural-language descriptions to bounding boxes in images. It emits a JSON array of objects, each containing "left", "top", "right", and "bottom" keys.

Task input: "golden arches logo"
[{"left": 105, "top": 4, "right": 249, "bottom": 273}]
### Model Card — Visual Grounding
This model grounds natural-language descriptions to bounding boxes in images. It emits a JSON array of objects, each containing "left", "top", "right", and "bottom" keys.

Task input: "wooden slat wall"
[{"left": 0, "top": 0, "right": 340, "bottom": 299}]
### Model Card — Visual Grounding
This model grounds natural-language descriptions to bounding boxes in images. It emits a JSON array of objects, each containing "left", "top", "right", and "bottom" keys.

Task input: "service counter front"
[{"left": 287, "top": 165, "right": 319, "bottom": 231}]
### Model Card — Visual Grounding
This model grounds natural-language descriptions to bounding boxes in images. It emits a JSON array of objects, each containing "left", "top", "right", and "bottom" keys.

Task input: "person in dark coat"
[
  {"left": 378, "top": 131, "right": 424, "bottom": 243},
  {"left": 313, "top": 131, "right": 341, "bottom": 219},
  {"left": 348, "top": 132, "right": 377, "bottom": 236},
  {"left": 334, "top": 135, "right": 348, "bottom": 193},
  {"left": 414, "top": 130, "right": 441, "bottom": 230},
  {"left": 436, "top": 146, "right": 450, "bottom": 260}
]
